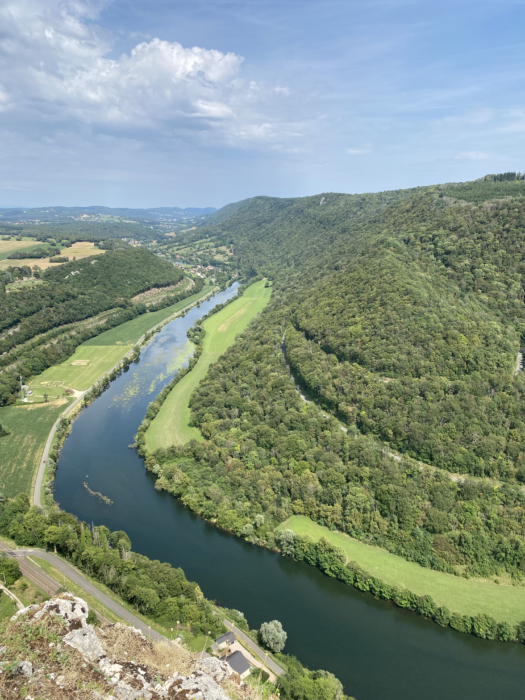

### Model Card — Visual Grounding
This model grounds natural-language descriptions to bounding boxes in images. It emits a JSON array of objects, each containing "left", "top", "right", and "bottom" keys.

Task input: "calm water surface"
[{"left": 54, "top": 283, "right": 525, "bottom": 700}]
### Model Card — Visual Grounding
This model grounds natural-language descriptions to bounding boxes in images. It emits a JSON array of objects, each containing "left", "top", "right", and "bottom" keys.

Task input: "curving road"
[{"left": 0, "top": 542, "right": 166, "bottom": 641}]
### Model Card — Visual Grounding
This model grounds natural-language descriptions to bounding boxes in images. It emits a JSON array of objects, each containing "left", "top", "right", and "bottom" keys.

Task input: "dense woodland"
[{"left": 145, "top": 176, "right": 525, "bottom": 582}]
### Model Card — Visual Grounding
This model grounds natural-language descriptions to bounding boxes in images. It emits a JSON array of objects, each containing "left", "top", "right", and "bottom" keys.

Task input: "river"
[{"left": 54, "top": 283, "right": 525, "bottom": 700}]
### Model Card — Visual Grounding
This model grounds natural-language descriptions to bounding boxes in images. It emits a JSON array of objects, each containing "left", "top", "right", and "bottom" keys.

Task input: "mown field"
[
  {"left": 0, "top": 399, "right": 71, "bottom": 498},
  {"left": 0, "top": 238, "right": 48, "bottom": 261},
  {"left": 0, "top": 241, "right": 104, "bottom": 271},
  {"left": 29, "top": 285, "right": 213, "bottom": 393},
  {"left": 84, "top": 284, "right": 213, "bottom": 346},
  {"left": 146, "top": 279, "right": 271, "bottom": 450},
  {"left": 280, "top": 515, "right": 525, "bottom": 624},
  {"left": 31, "top": 345, "right": 132, "bottom": 392}
]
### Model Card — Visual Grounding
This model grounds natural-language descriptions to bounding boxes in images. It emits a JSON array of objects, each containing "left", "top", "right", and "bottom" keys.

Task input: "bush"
[
  {"left": 0, "top": 554, "right": 21, "bottom": 586},
  {"left": 260, "top": 619, "right": 287, "bottom": 653},
  {"left": 86, "top": 609, "right": 100, "bottom": 626}
]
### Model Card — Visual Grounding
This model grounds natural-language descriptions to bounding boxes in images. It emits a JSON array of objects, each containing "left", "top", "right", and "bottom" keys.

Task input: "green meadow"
[
  {"left": 0, "top": 399, "right": 72, "bottom": 498},
  {"left": 146, "top": 279, "right": 272, "bottom": 450},
  {"left": 280, "top": 515, "right": 525, "bottom": 624},
  {"left": 83, "top": 285, "right": 212, "bottom": 346},
  {"left": 30, "top": 285, "right": 213, "bottom": 393}
]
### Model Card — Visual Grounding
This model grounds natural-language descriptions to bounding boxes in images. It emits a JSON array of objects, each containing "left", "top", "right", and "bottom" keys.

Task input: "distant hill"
[{"left": 0, "top": 205, "right": 217, "bottom": 223}]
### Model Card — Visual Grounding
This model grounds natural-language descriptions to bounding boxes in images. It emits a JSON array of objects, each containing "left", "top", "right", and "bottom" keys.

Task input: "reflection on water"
[{"left": 54, "top": 282, "right": 525, "bottom": 700}]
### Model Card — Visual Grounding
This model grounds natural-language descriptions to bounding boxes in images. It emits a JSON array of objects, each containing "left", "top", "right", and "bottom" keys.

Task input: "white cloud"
[
  {"left": 456, "top": 151, "right": 489, "bottom": 160},
  {"left": 0, "top": 0, "right": 294, "bottom": 147},
  {"left": 346, "top": 144, "right": 373, "bottom": 155}
]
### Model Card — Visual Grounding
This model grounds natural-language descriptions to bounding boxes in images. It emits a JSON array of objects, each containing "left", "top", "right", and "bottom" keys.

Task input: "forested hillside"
[{"left": 148, "top": 175, "right": 525, "bottom": 580}]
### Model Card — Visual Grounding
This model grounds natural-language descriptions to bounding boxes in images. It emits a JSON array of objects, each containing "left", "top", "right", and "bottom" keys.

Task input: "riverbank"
[
  {"left": 145, "top": 279, "right": 271, "bottom": 450},
  {"left": 0, "top": 283, "right": 215, "bottom": 506},
  {"left": 278, "top": 515, "right": 525, "bottom": 625}
]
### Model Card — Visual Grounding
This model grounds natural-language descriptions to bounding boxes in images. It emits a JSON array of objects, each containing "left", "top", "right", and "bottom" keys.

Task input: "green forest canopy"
[{"left": 146, "top": 175, "right": 525, "bottom": 582}]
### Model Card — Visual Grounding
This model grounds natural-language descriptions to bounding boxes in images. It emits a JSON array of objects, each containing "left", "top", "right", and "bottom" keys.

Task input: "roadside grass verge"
[
  {"left": 0, "top": 399, "right": 72, "bottom": 498},
  {"left": 145, "top": 280, "right": 272, "bottom": 450},
  {"left": 280, "top": 515, "right": 525, "bottom": 624}
]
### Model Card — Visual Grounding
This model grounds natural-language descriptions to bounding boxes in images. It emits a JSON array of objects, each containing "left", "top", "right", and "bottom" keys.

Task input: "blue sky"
[{"left": 1, "top": 0, "right": 524, "bottom": 208}]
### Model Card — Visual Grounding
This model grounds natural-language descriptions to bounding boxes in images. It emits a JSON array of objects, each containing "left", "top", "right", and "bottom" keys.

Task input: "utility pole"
[{"left": 19, "top": 375, "right": 24, "bottom": 403}]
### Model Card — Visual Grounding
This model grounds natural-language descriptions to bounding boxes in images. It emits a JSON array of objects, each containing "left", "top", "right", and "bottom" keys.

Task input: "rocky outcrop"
[{"left": 1, "top": 593, "right": 241, "bottom": 700}]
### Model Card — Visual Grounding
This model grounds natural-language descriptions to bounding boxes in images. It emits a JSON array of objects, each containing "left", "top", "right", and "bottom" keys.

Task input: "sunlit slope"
[{"left": 145, "top": 280, "right": 272, "bottom": 450}]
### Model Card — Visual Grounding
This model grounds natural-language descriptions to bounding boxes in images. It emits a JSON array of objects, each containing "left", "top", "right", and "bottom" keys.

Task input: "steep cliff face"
[{"left": 1, "top": 593, "right": 255, "bottom": 700}]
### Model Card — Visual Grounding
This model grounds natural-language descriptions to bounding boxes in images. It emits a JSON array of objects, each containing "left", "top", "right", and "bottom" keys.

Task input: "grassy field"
[
  {"left": 0, "top": 239, "right": 48, "bottom": 261},
  {"left": 84, "top": 285, "right": 212, "bottom": 346},
  {"left": 30, "top": 286, "right": 213, "bottom": 393},
  {"left": 0, "top": 399, "right": 72, "bottom": 498},
  {"left": 146, "top": 279, "right": 271, "bottom": 450},
  {"left": 32, "top": 345, "right": 133, "bottom": 392},
  {"left": 280, "top": 515, "right": 525, "bottom": 624},
  {"left": 0, "top": 241, "right": 104, "bottom": 271}
]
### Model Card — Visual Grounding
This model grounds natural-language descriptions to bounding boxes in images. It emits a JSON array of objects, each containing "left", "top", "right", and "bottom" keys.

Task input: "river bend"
[{"left": 54, "top": 284, "right": 525, "bottom": 700}]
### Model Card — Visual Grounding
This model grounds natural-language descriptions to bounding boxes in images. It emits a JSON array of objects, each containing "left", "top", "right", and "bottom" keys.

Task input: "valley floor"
[
  {"left": 280, "top": 515, "right": 525, "bottom": 624},
  {"left": 145, "top": 280, "right": 272, "bottom": 450}
]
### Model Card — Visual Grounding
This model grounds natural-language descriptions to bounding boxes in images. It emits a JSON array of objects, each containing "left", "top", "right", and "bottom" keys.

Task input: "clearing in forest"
[
  {"left": 280, "top": 515, "right": 525, "bottom": 624},
  {"left": 0, "top": 400, "right": 72, "bottom": 498},
  {"left": 0, "top": 241, "right": 105, "bottom": 271},
  {"left": 145, "top": 279, "right": 272, "bottom": 450}
]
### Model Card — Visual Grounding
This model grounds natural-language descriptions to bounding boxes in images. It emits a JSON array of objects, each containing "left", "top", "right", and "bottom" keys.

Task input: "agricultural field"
[
  {"left": 145, "top": 279, "right": 271, "bottom": 450},
  {"left": 0, "top": 241, "right": 105, "bottom": 271},
  {"left": 0, "top": 238, "right": 48, "bottom": 261},
  {"left": 280, "top": 515, "right": 525, "bottom": 624},
  {"left": 0, "top": 399, "right": 71, "bottom": 498},
  {"left": 31, "top": 345, "right": 132, "bottom": 392},
  {"left": 84, "top": 284, "right": 213, "bottom": 346},
  {"left": 27, "top": 285, "right": 213, "bottom": 395}
]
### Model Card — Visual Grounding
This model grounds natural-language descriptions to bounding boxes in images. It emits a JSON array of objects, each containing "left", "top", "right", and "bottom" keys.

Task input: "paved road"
[
  {"left": 0, "top": 543, "right": 166, "bottom": 642},
  {"left": 32, "top": 286, "right": 218, "bottom": 509},
  {"left": 223, "top": 620, "right": 284, "bottom": 676}
]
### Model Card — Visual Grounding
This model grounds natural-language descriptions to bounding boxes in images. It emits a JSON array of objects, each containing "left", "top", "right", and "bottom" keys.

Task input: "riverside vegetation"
[
  {"left": 0, "top": 492, "right": 354, "bottom": 700},
  {"left": 133, "top": 174, "right": 525, "bottom": 640}
]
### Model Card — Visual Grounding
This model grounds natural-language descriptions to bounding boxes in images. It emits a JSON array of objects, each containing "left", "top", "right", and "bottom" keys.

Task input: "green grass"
[
  {"left": 0, "top": 591, "right": 17, "bottom": 622},
  {"left": 31, "top": 345, "right": 133, "bottom": 392},
  {"left": 0, "top": 239, "right": 48, "bottom": 261},
  {"left": 280, "top": 515, "right": 525, "bottom": 624},
  {"left": 146, "top": 280, "right": 272, "bottom": 450},
  {"left": 0, "top": 400, "right": 72, "bottom": 498},
  {"left": 84, "top": 285, "right": 213, "bottom": 346}
]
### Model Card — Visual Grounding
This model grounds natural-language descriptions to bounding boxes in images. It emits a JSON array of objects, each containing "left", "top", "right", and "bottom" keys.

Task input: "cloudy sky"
[{"left": 1, "top": 0, "right": 524, "bottom": 208}]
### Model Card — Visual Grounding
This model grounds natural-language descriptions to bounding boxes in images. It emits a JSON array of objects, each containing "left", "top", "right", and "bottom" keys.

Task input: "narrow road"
[
  {"left": 223, "top": 620, "right": 284, "bottom": 676},
  {"left": 32, "top": 286, "right": 218, "bottom": 508},
  {"left": 0, "top": 543, "right": 166, "bottom": 642}
]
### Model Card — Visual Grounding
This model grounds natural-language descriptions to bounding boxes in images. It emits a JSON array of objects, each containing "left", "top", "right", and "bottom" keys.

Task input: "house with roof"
[
  {"left": 215, "top": 631, "right": 236, "bottom": 650},
  {"left": 224, "top": 650, "right": 251, "bottom": 680}
]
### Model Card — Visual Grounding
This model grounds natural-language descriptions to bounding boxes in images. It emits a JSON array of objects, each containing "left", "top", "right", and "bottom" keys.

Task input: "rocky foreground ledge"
[{"left": 1, "top": 593, "right": 254, "bottom": 700}]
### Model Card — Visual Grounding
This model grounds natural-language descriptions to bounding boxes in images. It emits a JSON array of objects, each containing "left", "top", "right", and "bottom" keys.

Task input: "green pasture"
[
  {"left": 146, "top": 279, "right": 271, "bottom": 450},
  {"left": 0, "top": 238, "right": 48, "bottom": 261},
  {"left": 280, "top": 515, "right": 525, "bottom": 624},
  {"left": 0, "top": 399, "right": 71, "bottom": 498},
  {"left": 32, "top": 345, "right": 132, "bottom": 392},
  {"left": 84, "top": 285, "right": 212, "bottom": 346}
]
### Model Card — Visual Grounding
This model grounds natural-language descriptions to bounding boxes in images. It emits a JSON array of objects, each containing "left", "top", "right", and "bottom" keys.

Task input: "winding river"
[{"left": 54, "top": 284, "right": 525, "bottom": 700}]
